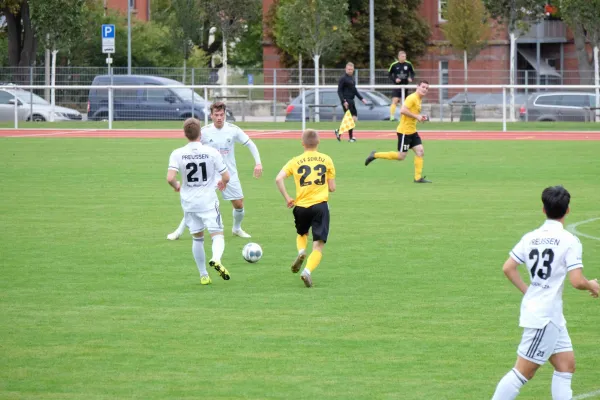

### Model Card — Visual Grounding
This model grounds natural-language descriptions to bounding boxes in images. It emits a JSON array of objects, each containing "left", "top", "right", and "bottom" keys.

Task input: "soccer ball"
[{"left": 242, "top": 243, "right": 263, "bottom": 263}]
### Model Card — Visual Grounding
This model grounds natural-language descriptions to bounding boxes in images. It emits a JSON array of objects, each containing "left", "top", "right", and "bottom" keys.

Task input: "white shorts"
[
  {"left": 185, "top": 203, "right": 224, "bottom": 234},
  {"left": 517, "top": 322, "right": 573, "bottom": 365},
  {"left": 222, "top": 178, "right": 243, "bottom": 201}
]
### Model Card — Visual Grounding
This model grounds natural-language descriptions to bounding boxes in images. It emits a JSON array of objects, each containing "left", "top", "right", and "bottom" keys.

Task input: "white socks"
[
  {"left": 175, "top": 216, "right": 186, "bottom": 236},
  {"left": 552, "top": 371, "right": 572, "bottom": 400},
  {"left": 232, "top": 208, "right": 244, "bottom": 231},
  {"left": 492, "top": 368, "right": 528, "bottom": 400},
  {"left": 211, "top": 234, "right": 225, "bottom": 262},
  {"left": 192, "top": 237, "right": 207, "bottom": 276}
]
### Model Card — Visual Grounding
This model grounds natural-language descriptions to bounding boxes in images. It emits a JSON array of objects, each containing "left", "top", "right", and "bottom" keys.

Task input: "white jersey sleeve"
[
  {"left": 168, "top": 150, "right": 179, "bottom": 171},
  {"left": 510, "top": 235, "right": 527, "bottom": 265},
  {"left": 234, "top": 125, "right": 250, "bottom": 145},
  {"left": 212, "top": 150, "right": 227, "bottom": 175},
  {"left": 565, "top": 237, "right": 583, "bottom": 271}
]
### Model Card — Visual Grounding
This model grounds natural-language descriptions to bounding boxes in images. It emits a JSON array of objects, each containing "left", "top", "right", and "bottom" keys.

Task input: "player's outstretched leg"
[
  {"left": 192, "top": 235, "right": 211, "bottom": 285},
  {"left": 232, "top": 205, "right": 251, "bottom": 238},
  {"left": 167, "top": 216, "right": 186, "bottom": 240},
  {"left": 365, "top": 150, "right": 376, "bottom": 166},
  {"left": 300, "top": 242, "right": 324, "bottom": 288},
  {"left": 291, "top": 234, "right": 308, "bottom": 273},
  {"left": 209, "top": 233, "right": 230, "bottom": 280},
  {"left": 491, "top": 368, "right": 528, "bottom": 400}
]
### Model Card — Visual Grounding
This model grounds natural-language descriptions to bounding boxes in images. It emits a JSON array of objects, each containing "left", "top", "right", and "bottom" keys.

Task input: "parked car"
[
  {"left": 0, "top": 86, "right": 82, "bottom": 122},
  {"left": 519, "top": 92, "right": 597, "bottom": 122},
  {"left": 87, "top": 75, "right": 235, "bottom": 121},
  {"left": 285, "top": 89, "right": 392, "bottom": 122}
]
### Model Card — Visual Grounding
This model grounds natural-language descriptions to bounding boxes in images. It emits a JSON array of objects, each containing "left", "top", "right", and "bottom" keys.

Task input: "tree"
[
  {"left": 204, "top": 0, "right": 262, "bottom": 92},
  {"left": 483, "top": 0, "right": 546, "bottom": 120},
  {"left": 441, "top": 0, "right": 491, "bottom": 101},
  {"left": 0, "top": 0, "right": 36, "bottom": 80},
  {"left": 273, "top": 0, "right": 350, "bottom": 120},
  {"left": 339, "top": 0, "right": 431, "bottom": 69},
  {"left": 560, "top": 0, "right": 600, "bottom": 84},
  {"left": 29, "top": 0, "right": 86, "bottom": 120}
]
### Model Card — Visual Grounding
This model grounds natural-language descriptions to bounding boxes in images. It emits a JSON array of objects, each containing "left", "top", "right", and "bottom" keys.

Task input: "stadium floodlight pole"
[
  {"left": 127, "top": 0, "right": 132, "bottom": 75},
  {"left": 369, "top": 0, "right": 375, "bottom": 89}
]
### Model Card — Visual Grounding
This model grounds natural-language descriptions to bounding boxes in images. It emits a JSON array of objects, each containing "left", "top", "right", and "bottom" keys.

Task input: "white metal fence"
[{"left": 2, "top": 84, "right": 599, "bottom": 132}]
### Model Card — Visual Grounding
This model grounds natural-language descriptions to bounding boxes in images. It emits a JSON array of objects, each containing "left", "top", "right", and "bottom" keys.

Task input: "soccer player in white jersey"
[
  {"left": 167, "top": 118, "right": 232, "bottom": 285},
  {"left": 491, "top": 185, "right": 598, "bottom": 400},
  {"left": 167, "top": 101, "right": 263, "bottom": 240}
]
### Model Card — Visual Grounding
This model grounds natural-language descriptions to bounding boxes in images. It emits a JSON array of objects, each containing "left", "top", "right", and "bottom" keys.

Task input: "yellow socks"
[
  {"left": 375, "top": 151, "right": 399, "bottom": 160},
  {"left": 296, "top": 235, "right": 308, "bottom": 253},
  {"left": 414, "top": 156, "right": 423, "bottom": 180},
  {"left": 390, "top": 103, "right": 397, "bottom": 119},
  {"left": 306, "top": 250, "right": 322, "bottom": 273}
]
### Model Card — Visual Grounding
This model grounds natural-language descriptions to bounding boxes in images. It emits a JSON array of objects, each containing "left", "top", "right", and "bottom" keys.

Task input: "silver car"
[
  {"left": 0, "top": 87, "right": 82, "bottom": 122},
  {"left": 285, "top": 89, "right": 391, "bottom": 122},
  {"left": 519, "top": 92, "right": 598, "bottom": 122}
]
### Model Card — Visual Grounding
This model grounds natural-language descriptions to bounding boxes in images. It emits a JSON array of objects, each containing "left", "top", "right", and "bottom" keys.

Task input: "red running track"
[{"left": 1, "top": 129, "right": 600, "bottom": 140}]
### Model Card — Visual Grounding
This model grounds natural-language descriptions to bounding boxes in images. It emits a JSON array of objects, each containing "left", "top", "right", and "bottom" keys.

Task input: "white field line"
[
  {"left": 574, "top": 389, "right": 600, "bottom": 399},
  {"left": 6, "top": 129, "right": 98, "bottom": 138},
  {"left": 566, "top": 218, "right": 600, "bottom": 242}
]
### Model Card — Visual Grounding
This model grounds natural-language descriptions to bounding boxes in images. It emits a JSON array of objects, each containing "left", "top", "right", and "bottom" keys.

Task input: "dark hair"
[
  {"left": 183, "top": 118, "right": 201, "bottom": 140},
  {"left": 418, "top": 80, "right": 429, "bottom": 86},
  {"left": 210, "top": 101, "right": 226, "bottom": 114},
  {"left": 542, "top": 185, "right": 570, "bottom": 219}
]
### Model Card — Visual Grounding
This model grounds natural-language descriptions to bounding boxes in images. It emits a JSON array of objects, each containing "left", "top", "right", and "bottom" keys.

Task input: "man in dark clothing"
[
  {"left": 334, "top": 62, "right": 368, "bottom": 142},
  {"left": 388, "top": 51, "right": 415, "bottom": 121}
]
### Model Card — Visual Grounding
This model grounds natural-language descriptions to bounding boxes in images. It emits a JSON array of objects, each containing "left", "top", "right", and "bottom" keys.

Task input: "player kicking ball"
[{"left": 167, "top": 102, "right": 263, "bottom": 240}]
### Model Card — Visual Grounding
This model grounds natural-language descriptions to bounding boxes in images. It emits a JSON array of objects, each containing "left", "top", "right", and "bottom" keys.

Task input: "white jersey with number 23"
[{"left": 509, "top": 219, "right": 584, "bottom": 329}]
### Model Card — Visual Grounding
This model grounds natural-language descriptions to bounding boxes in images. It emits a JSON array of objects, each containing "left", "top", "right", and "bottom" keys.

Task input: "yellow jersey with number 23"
[{"left": 283, "top": 151, "right": 336, "bottom": 208}]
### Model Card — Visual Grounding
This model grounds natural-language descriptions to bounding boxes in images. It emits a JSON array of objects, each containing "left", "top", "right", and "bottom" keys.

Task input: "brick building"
[
  {"left": 262, "top": 0, "right": 590, "bottom": 91},
  {"left": 105, "top": 0, "right": 150, "bottom": 21}
]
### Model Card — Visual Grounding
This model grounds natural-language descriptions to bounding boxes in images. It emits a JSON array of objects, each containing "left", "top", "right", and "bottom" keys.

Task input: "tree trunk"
[
  {"left": 509, "top": 32, "right": 516, "bottom": 122},
  {"left": 314, "top": 54, "right": 320, "bottom": 123},
  {"left": 50, "top": 49, "right": 58, "bottom": 122},
  {"left": 299, "top": 54, "right": 302, "bottom": 84},
  {"left": 573, "top": 23, "right": 593, "bottom": 84},
  {"left": 19, "top": 0, "right": 36, "bottom": 68},
  {"left": 182, "top": 57, "right": 187, "bottom": 84},
  {"left": 463, "top": 49, "right": 468, "bottom": 102},
  {"left": 222, "top": 38, "right": 228, "bottom": 97},
  {"left": 4, "top": 7, "right": 22, "bottom": 67},
  {"left": 594, "top": 46, "right": 599, "bottom": 121}
]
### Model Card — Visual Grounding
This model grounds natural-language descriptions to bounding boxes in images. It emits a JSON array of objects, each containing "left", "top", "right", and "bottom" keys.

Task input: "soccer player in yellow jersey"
[
  {"left": 275, "top": 129, "right": 336, "bottom": 288},
  {"left": 364, "top": 80, "right": 432, "bottom": 183}
]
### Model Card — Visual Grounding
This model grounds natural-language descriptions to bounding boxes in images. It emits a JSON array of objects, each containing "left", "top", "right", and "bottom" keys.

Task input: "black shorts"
[
  {"left": 343, "top": 101, "right": 358, "bottom": 117},
  {"left": 397, "top": 132, "right": 423, "bottom": 152},
  {"left": 293, "top": 201, "right": 330, "bottom": 243},
  {"left": 392, "top": 87, "right": 413, "bottom": 99}
]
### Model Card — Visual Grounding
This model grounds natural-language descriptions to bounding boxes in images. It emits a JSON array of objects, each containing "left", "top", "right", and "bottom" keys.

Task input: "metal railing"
[{"left": 3, "top": 83, "right": 599, "bottom": 132}]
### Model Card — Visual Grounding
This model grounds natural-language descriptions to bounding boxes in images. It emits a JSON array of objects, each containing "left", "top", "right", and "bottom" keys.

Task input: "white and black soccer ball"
[{"left": 242, "top": 243, "right": 263, "bottom": 263}]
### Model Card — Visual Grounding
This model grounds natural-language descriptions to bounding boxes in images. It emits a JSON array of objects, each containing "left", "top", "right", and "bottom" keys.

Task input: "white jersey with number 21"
[
  {"left": 509, "top": 219, "right": 584, "bottom": 329},
  {"left": 168, "top": 142, "right": 227, "bottom": 212}
]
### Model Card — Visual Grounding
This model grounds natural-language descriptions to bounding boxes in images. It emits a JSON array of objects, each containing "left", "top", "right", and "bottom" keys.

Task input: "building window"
[
  {"left": 129, "top": 0, "right": 135, "bottom": 9},
  {"left": 438, "top": 0, "right": 448, "bottom": 22},
  {"left": 440, "top": 61, "right": 449, "bottom": 100}
]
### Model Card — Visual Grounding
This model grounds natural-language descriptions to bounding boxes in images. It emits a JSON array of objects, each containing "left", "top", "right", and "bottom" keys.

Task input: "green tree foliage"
[
  {"left": 339, "top": 0, "right": 431, "bottom": 68},
  {"left": 482, "top": 0, "right": 546, "bottom": 33},
  {"left": 29, "top": 0, "right": 86, "bottom": 52},
  {"left": 273, "top": 0, "right": 350, "bottom": 64}
]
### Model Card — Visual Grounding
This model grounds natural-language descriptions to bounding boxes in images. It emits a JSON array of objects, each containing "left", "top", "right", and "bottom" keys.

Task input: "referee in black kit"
[
  {"left": 388, "top": 51, "right": 415, "bottom": 121},
  {"left": 334, "top": 62, "right": 367, "bottom": 142}
]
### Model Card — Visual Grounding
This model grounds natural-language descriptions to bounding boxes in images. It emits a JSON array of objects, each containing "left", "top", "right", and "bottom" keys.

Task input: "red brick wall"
[{"left": 107, "top": 0, "right": 150, "bottom": 21}]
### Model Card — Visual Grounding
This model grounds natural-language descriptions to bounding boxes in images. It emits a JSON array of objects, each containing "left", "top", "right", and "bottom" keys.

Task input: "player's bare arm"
[
  {"left": 327, "top": 178, "right": 336, "bottom": 193},
  {"left": 502, "top": 257, "right": 529, "bottom": 294},
  {"left": 217, "top": 170, "right": 231, "bottom": 192},
  {"left": 166, "top": 169, "right": 181, "bottom": 192},
  {"left": 243, "top": 139, "right": 263, "bottom": 178},
  {"left": 275, "top": 170, "right": 294, "bottom": 208},
  {"left": 568, "top": 268, "right": 599, "bottom": 297}
]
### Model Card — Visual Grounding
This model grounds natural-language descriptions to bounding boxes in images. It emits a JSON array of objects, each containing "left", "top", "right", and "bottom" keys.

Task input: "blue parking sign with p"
[{"left": 102, "top": 24, "right": 115, "bottom": 39}]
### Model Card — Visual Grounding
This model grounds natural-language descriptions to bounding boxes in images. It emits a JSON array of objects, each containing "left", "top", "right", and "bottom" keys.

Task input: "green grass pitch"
[{"left": 1, "top": 137, "right": 599, "bottom": 399}]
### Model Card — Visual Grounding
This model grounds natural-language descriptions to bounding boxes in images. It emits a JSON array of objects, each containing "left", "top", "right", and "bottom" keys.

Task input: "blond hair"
[
  {"left": 183, "top": 118, "right": 201, "bottom": 141},
  {"left": 302, "top": 129, "right": 320, "bottom": 148}
]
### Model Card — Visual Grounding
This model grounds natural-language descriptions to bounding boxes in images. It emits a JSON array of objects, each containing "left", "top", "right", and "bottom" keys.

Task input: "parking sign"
[{"left": 102, "top": 24, "right": 115, "bottom": 54}]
